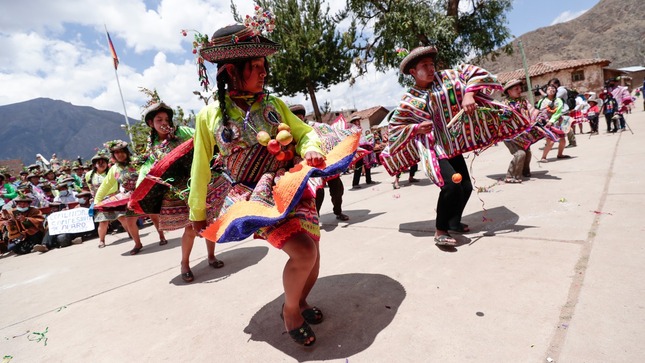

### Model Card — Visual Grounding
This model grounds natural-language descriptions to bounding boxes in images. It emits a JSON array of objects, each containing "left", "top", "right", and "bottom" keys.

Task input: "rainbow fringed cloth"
[{"left": 201, "top": 133, "right": 359, "bottom": 243}]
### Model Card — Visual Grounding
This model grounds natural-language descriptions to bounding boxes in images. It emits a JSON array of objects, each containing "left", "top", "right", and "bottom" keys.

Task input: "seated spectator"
[
  {"left": 39, "top": 198, "right": 91, "bottom": 251},
  {"left": 53, "top": 177, "right": 78, "bottom": 205},
  {"left": 71, "top": 162, "right": 84, "bottom": 191},
  {"left": 1, "top": 193, "right": 46, "bottom": 254},
  {"left": 1, "top": 173, "right": 18, "bottom": 206},
  {"left": 41, "top": 183, "right": 55, "bottom": 204}
]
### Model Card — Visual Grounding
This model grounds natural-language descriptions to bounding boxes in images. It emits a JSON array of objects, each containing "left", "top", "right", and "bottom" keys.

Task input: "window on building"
[{"left": 571, "top": 70, "right": 585, "bottom": 82}]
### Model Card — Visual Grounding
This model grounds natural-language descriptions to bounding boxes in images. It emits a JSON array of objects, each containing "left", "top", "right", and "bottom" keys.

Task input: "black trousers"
[
  {"left": 316, "top": 177, "right": 344, "bottom": 216},
  {"left": 436, "top": 155, "right": 473, "bottom": 231},
  {"left": 588, "top": 116, "right": 599, "bottom": 132},
  {"left": 605, "top": 113, "right": 617, "bottom": 131},
  {"left": 352, "top": 158, "right": 371, "bottom": 186},
  {"left": 8, "top": 231, "right": 45, "bottom": 255},
  {"left": 396, "top": 164, "right": 418, "bottom": 178}
]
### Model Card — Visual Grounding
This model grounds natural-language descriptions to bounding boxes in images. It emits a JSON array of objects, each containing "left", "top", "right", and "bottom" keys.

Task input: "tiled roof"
[
  {"left": 349, "top": 106, "right": 389, "bottom": 120},
  {"left": 496, "top": 59, "right": 611, "bottom": 84}
]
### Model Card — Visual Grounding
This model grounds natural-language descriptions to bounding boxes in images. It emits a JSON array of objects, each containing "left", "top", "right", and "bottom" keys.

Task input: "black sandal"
[
  {"left": 181, "top": 270, "right": 194, "bottom": 283},
  {"left": 301, "top": 307, "right": 324, "bottom": 325},
  {"left": 434, "top": 234, "right": 457, "bottom": 246},
  {"left": 335, "top": 213, "right": 349, "bottom": 221},
  {"left": 288, "top": 322, "right": 316, "bottom": 346},
  {"left": 208, "top": 258, "right": 224, "bottom": 269}
]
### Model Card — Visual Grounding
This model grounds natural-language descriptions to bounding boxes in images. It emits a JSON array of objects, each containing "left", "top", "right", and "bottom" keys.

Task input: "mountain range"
[
  {"left": 0, "top": 98, "right": 137, "bottom": 164},
  {"left": 477, "top": 0, "right": 644, "bottom": 73}
]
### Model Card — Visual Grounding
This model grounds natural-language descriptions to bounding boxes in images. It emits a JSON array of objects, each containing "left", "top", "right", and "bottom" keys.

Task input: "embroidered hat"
[
  {"left": 104, "top": 140, "right": 129, "bottom": 152},
  {"left": 503, "top": 79, "right": 524, "bottom": 95},
  {"left": 289, "top": 104, "right": 306, "bottom": 116},
  {"left": 14, "top": 191, "right": 33, "bottom": 203},
  {"left": 91, "top": 150, "right": 110, "bottom": 163},
  {"left": 399, "top": 46, "right": 438, "bottom": 75},
  {"left": 143, "top": 102, "right": 174, "bottom": 126},
  {"left": 199, "top": 24, "right": 279, "bottom": 64},
  {"left": 76, "top": 191, "right": 92, "bottom": 199}
]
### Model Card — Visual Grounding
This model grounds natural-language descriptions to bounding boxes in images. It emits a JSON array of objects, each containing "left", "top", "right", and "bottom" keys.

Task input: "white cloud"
[
  {"left": 550, "top": 9, "right": 588, "bottom": 25},
  {"left": 0, "top": 0, "right": 406, "bottom": 122}
]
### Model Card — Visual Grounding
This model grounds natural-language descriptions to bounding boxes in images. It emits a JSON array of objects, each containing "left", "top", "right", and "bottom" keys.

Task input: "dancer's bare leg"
[{"left": 281, "top": 233, "right": 318, "bottom": 343}]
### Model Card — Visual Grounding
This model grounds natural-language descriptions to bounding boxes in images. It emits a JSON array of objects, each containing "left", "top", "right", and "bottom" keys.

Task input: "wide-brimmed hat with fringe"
[{"left": 199, "top": 24, "right": 279, "bottom": 64}]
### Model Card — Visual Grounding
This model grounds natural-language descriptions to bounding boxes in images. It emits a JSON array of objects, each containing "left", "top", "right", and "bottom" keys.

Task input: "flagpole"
[
  {"left": 113, "top": 67, "right": 133, "bottom": 144},
  {"left": 104, "top": 25, "right": 132, "bottom": 144}
]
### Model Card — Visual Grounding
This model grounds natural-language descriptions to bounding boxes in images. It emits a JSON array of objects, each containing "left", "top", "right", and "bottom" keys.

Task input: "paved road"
[{"left": 1, "top": 107, "right": 644, "bottom": 362}]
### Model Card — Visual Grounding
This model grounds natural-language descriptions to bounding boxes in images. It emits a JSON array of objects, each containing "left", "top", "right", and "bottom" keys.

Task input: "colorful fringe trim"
[{"left": 201, "top": 133, "right": 359, "bottom": 243}]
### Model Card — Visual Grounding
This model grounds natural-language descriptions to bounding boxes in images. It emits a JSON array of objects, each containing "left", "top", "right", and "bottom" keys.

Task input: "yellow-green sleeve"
[
  {"left": 550, "top": 98, "right": 564, "bottom": 123},
  {"left": 94, "top": 165, "right": 118, "bottom": 202},
  {"left": 274, "top": 98, "right": 323, "bottom": 156},
  {"left": 188, "top": 105, "right": 219, "bottom": 221},
  {"left": 136, "top": 156, "right": 154, "bottom": 187}
]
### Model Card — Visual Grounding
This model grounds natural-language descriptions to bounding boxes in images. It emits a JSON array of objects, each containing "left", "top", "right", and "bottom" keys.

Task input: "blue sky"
[{"left": 0, "top": 0, "right": 600, "bottom": 118}]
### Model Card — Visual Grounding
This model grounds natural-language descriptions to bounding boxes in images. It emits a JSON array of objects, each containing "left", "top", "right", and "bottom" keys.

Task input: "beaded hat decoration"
[
  {"left": 14, "top": 191, "right": 33, "bottom": 203},
  {"left": 399, "top": 46, "right": 438, "bottom": 75},
  {"left": 104, "top": 140, "right": 129, "bottom": 152},
  {"left": 199, "top": 24, "right": 279, "bottom": 64},
  {"left": 182, "top": 7, "right": 278, "bottom": 91},
  {"left": 91, "top": 150, "right": 110, "bottom": 163}
]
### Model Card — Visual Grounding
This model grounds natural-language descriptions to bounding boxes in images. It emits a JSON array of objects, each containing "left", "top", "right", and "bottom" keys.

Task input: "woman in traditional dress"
[
  {"left": 538, "top": 85, "right": 571, "bottom": 162},
  {"left": 94, "top": 140, "right": 165, "bottom": 254},
  {"left": 86, "top": 150, "right": 124, "bottom": 248},
  {"left": 187, "top": 23, "right": 356, "bottom": 346},
  {"left": 135, "top": 102, "right": 223, "bottom": 282}
]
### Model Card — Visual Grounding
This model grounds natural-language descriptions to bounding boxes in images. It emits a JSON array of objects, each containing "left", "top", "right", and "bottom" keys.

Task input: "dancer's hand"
[
  {"left": 415, "top": 121, "right": 433, "bottom": 135},
  {"left": 305, "top": 151, "right": 325, "bottom": 167},
  {"left": 462, "top": 92, "right": 477, "bottom": 114},
  {"left": 192, "top": 220, "right": 208, "bottom": 237}
]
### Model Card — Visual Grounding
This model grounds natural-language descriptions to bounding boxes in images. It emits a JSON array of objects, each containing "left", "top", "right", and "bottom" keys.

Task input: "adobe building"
[
  {"left": 496, "top": 59, "right": 611, "bottom": 95},
  {"left": 348, "top": 106, "right": 390, "bottom": 132}
]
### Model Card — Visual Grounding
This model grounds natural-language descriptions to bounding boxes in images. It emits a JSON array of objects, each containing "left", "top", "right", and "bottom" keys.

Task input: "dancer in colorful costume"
[
  {"left": 95, "top": 140, "right": 166, "bottom": 254},
  {"left": 130, "top": 102, "right": 224, "bottom": 282},
  {"left": 501, "top": 79, "right": 558, "bottom": 183},
  {"left": 187, "top": 22, "right": 358, "bottom": 346},
  {"left": 538, "top": 85, "right": 572, "bottom": 162},
  {"left": 381, "top": 46, "right": 531, "bottom": 247}
]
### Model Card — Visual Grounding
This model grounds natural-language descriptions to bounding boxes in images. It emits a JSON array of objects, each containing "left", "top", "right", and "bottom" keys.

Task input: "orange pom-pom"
[{"left": 452, "top": 173, "right": 462, "bottom": 183}]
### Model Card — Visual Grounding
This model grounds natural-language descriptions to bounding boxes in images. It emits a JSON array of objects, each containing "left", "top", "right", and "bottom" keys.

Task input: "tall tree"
[
  {"left": 346, "top": 0, "right": 513, "bottom": 79},
  {"left": 233, "top": 0, "right": 358, "bottom": 122}
]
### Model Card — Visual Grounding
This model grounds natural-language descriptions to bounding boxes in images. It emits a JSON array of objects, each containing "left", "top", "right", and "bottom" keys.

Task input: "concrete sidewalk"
[{"left": 1, "top": 108, "right": 644, "bottom": 362}]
